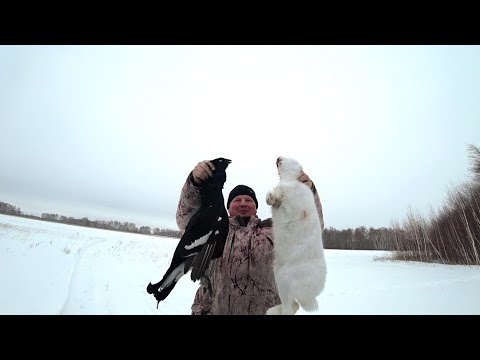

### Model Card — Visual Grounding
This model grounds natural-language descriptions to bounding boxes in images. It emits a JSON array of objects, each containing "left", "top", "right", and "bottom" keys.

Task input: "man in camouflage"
[{"left": 176, "top": 160, "right": 324, "bottom": 315}]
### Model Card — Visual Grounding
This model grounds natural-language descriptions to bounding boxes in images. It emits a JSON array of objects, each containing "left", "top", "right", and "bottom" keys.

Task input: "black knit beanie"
[{"left": 227, "top": 185, "right": 258, "bottom": 209}]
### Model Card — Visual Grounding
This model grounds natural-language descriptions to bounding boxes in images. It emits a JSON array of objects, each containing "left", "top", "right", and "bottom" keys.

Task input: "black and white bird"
[{"left": 146, "top": 157, "right": 231, "bottom": 308}]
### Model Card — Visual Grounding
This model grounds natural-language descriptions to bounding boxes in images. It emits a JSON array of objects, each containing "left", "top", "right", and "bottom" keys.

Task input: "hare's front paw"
[
  {"left": 266, "top": 190, "right": 276, "bottom": 206},
  {"left": 266, "top": 190, "right": 282, "bottom": 208}
]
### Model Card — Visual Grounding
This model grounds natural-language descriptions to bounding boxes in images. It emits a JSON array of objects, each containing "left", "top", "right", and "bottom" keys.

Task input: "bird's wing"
[
  {"left": 211, "top": 208, "right": 229, "bottom": 260},
  {"left": 190, "top": 208, "right": 229, "bottom": 281},
  {"left": 172, "top": 206, "right": 217, "bottom": 260},
  {"left": 147, "top": 207, "right": 216, "bottom": 299},
  {"left": 190, "top": 242, "right": 216, "bottom": 281}
]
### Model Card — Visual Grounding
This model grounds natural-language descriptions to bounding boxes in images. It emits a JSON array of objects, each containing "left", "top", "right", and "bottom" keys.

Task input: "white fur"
[{"left": 265, "top": 156, "right": 327, "bottom": 315}]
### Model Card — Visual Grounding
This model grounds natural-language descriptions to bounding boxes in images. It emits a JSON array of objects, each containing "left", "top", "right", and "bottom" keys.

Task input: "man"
[{"left": 176, "top": 159, "right": 324, "bottom": 315}]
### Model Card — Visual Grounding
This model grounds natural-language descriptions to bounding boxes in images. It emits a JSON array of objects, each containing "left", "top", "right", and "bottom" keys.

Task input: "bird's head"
[
  {"left": 208, "top": 158, "right": 231, "bottom": 187},
  {"left": 211, "top": 157, "right": 231, "bottom": 171}
]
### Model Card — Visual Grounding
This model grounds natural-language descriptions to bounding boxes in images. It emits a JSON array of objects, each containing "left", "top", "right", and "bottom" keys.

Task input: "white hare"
[{"left": 266, "top": 156, "right": 327, "bottom": 315}]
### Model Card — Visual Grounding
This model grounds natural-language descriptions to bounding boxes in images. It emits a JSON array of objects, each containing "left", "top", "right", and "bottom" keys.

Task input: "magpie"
[{"left": 146, "top": 157, "right": 231, "bottom": 308}]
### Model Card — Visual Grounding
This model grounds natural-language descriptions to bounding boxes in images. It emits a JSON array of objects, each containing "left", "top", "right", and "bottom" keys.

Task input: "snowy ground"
[{"left": 1, "top": 213, "right": 480, "bottom": 315}]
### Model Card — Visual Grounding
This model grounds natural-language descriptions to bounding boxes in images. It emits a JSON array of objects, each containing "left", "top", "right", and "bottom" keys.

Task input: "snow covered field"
[{"left": 1, "top": 213, "right": 480, "bottom": 315}]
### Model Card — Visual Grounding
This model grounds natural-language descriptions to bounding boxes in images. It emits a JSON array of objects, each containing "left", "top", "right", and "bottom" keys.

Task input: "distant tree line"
[
  {"left": 322, "top": 226, "right": 402, "bottom": 251},
  {"left": 0, "top": 204, "right": 181, "bottom": 239},
  {"left": 0, "top": 201, "right": 22, "bottom": 216},
  {"left": 0, "top": 200, "right": 405, "bottom": 249}
]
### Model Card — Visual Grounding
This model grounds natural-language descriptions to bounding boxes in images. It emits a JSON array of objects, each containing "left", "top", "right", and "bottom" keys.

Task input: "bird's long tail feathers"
[
  {"left": 190, "top": 243, "right": 216, "bottom": 282},
  {"left": 147, "top": 259, "right": 193, "bottom": 308},
  {"left": 147, "top": 281, "right": 177, "bottom": 309}
]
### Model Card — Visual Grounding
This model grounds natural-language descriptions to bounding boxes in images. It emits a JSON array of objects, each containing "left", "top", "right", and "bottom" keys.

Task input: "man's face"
[{"left": 228, "top": 195, "right": 257, "bottom": 217}]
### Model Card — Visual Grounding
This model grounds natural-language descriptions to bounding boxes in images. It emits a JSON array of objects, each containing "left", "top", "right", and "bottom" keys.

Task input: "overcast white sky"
[
  {"left": 2, "top": 214, "right": 480, "bottom": 315},
  {"left": 1, "top": 45, "right": 479, "bottom": 230}
]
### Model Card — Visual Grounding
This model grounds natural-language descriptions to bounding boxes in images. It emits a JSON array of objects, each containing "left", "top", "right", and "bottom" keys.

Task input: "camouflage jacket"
[{"left": 176, "top": 172, "right": 324, "bottom": 315}]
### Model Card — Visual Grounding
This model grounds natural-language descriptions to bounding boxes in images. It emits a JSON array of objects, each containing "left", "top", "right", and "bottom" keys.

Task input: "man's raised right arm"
[{"left": 176, "top": 160, "right": 216, "bottom": 232}]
